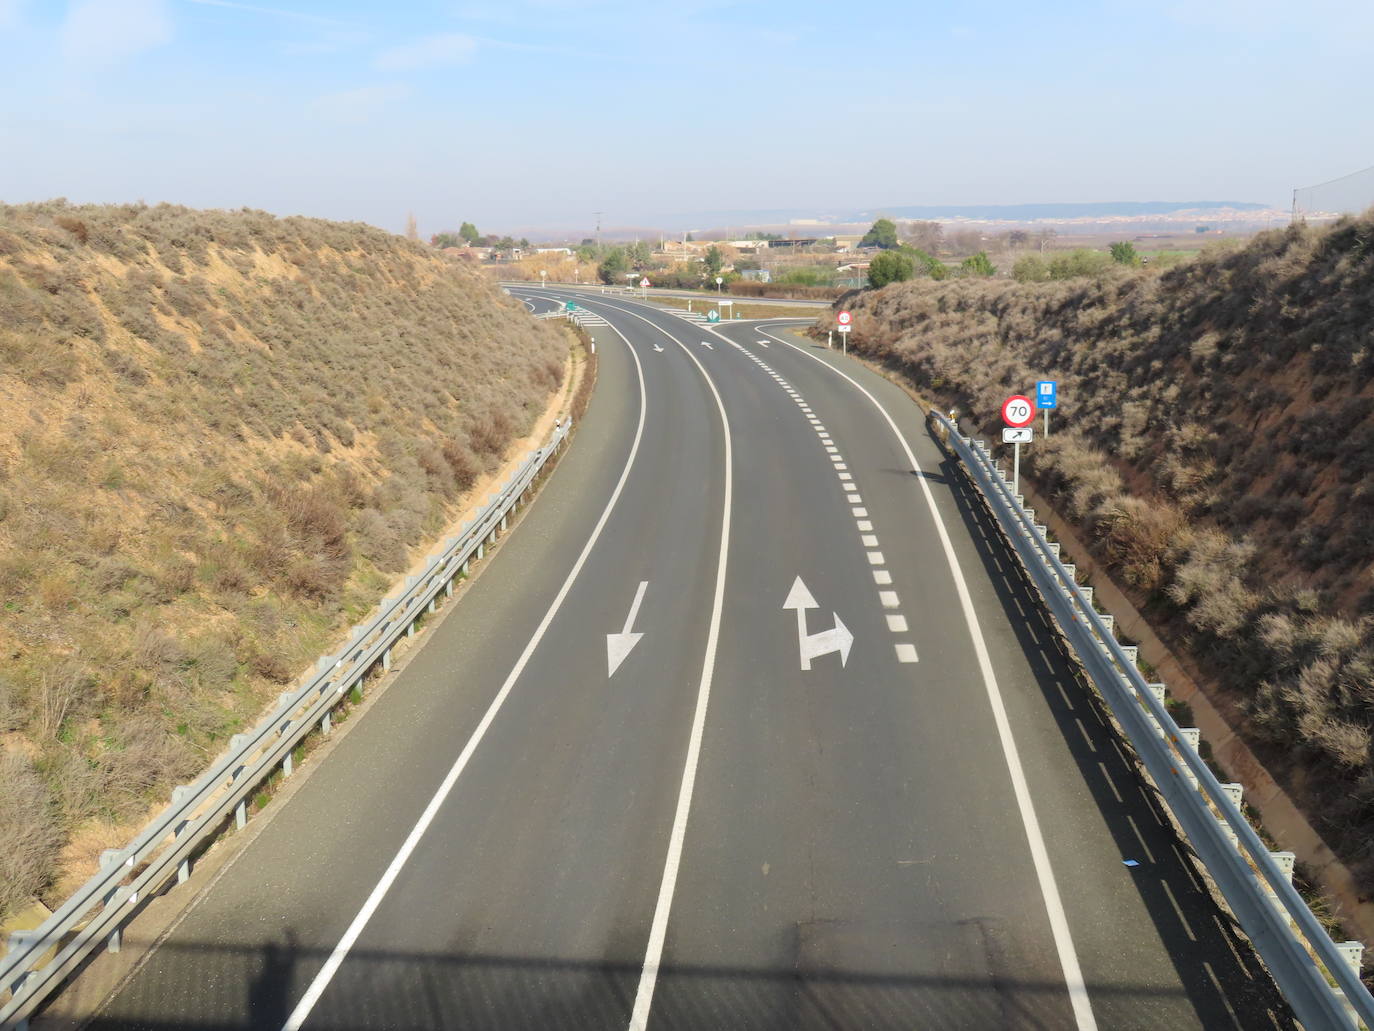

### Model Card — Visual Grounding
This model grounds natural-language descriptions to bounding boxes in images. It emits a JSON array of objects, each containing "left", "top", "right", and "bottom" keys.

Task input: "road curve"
[{"left": 80, "top": 292, "right": 1294, "bottom": 1030}]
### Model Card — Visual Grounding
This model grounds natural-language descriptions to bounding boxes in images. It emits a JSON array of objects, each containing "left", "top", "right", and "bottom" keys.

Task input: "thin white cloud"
[
  {"left": 309, "top": 83, "right": 411, "bottom": 124},
  {"left": 374, "top": 32, "right": 477, "bottom": 70},
  {"left": 184, "top": 0, "right": 356, "bottom": 28},
  {"left": 60, "top": 0, "right": 172, "bottom": 65}
]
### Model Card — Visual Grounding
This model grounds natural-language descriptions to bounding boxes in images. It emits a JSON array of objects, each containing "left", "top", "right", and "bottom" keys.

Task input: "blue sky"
[{"left": 1, "top": 0, "right": 1371, "bottom": 235}]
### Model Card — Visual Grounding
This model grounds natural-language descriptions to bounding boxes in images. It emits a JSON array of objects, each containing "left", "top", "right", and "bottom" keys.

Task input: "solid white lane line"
[
  {"left": 757, "top": 325, "right": 1096, "bottom": 1031},
  {"left": 895, "top": 643, "right": 920, "bottom": 664},
  {"left": 873, "top": 570, "right": 892, "bottom": 585},
  {"left": 867, "top": 551, "right": 885, "bottom": 565},
  {"left": 281, "top": 306, "right": 653, "bottom": 1031},
  {"left": 861, "top": 535, "right": 879, "bottom": 548},
  {"left": 887, "top": 614, "right": 909, "bottom": 633},
  {"left": 879, "top": 591, "right": 900, "bottom": 608}
]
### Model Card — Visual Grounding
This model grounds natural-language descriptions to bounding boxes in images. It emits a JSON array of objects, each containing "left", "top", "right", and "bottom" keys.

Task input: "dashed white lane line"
[{"left": 733, "top": 339, "right": 922, "bottom": 672}]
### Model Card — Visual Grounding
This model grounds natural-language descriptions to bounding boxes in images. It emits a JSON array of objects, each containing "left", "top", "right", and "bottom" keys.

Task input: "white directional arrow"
[
  {"left": 756, "top": 339, "right": 770, "bottom": 347},
  {"left": 700, "top": 340, "right": 714, "bottom": 350},
  {"left": 653, "top": 343, "right": 664, "bottom": 352},
  {"left": 607, "top": 580, "right": 649, "bottom": 677},
  {"left": 783, "top": 576, "right": 854, "bottom": 670}
]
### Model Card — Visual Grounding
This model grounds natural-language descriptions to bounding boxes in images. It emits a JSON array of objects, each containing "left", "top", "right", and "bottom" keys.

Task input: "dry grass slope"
[
  {"left": 836, "top": 212, "right": 1374, "bottom": 891},
  {"left": 0, "top": 201, "right": 570, "bottom": 919}
]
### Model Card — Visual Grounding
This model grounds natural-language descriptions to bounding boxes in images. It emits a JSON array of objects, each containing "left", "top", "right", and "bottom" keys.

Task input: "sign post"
[
  {"left": 1001, "top": 394, "right": 1035, "bottom": 495},
  {"left": 1036, "top": 380, "right": 1058, "bottom": 437},
  {"left": 837, "top": 310, "right": 852, "bottom": 355}
]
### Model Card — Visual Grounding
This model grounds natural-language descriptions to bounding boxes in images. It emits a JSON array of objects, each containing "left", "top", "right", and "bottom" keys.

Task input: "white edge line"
[
  {"left": 585, "top": 297, "right": 733, "bottom": 1031},
  {"left": 756, "top": 325, "right": 1097, "bottom": 1030},
  {"left": 280, "top": 301, "right": 652, "bottom": 1031}
]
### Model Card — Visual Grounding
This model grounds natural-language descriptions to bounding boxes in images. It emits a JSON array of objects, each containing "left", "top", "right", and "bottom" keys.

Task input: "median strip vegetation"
[{"left": 0, "top": 201, "right": 572, "bottom": 922}]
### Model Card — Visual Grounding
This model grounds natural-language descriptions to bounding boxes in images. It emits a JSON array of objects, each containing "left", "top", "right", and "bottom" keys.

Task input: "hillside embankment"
[
  {"left": 830, "top": 214, "right": 1374, "bottom": 914},
  {"left": 0, "top": 202, "right": 573, "bottom": 921}
]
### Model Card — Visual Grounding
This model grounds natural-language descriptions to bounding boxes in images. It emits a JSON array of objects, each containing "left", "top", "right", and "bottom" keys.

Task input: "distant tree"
[
  {"left": 431, "top": 232, "right": 461, "bottom": 248},
  {"left": 576, "top": 245, "right": 598, "bottom": 263},
  {"left": 704, "top": 245, "right": 724, "bottom": 277},
  {"left": 903, "top": 220, "right": 944, "bottom": 253},
  {"left": 1049, "top": 249, "right": 1112, "bottom": 279},
  {"left": 685, "top": 232, "right": 694, "bottom": 242},
  {"left": 1012, "top": 255, "right": 1050, "bottom": 283},
  {"left": 946, "top": 229, "right": 983, "bottom": 256},
  {"left": 519, "top": 238, "right": 531, "bottom": 249},
  {"left": 860, "top": 218, "right": 899, "bottom": 250},
  {"left": 898, "top": 245, "right": 948, "bottom": 280},
  {"left": 626, "top": 240, "right": 652, "bottom": 270},
  {"left": 1110, "top": 240, "right": 1141, "bottom": 265},
  {"left": 960, "top": 251, "right": 997, "bottom": 277},
  {"left": 1037, "top": 227, "right": 1058, "bottom": 254},
  {"left": 405, "top": 212, "right": 419, "bottom": 241},
  {"left": 867, "top": 250, "right": 915, "bottom": 288},
  {"left": 493, "top": 236, "right": 517, "bottom": 253},
  {"left": 1008, "top": 229, "right": 1029, "bottom": 249},
  {"left": 580, "top": 237, "right": 596, "bottom": 247},
  {"left": 459, "top": 222, "right": 480, "bottom": 244},
  {"left": 597, "top": 248, "right": 627, "bottom": 285}
]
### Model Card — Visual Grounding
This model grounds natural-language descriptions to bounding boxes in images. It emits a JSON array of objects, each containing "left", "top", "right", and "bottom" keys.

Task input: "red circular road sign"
[
  {"left": 837, "top": 310, "right": 852, "bottom": 325},
  {"left": 1002, "top": 394, "right": 1035, "bottom": 427}
]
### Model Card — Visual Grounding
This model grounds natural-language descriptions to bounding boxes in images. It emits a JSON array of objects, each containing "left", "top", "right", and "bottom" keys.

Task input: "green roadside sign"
[
  {"left": 707, "top": 309, "right": 720, "bottom": 323},
  {"left": 565, "top": 301, "right": 576, "bottom": 311}
]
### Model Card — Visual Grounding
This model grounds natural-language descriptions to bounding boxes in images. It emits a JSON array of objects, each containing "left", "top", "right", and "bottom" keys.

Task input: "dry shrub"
[
  {"left": 1095, "top": 496, "right": 1185, "bottom": 590},
  {"left": 467, "top": 407, "right": 515, "bottom": 458},
  {"left": 0, "top": 754, "right": 62, "bottom": 921},
  {"left": 441, "top": 438, "right": 480, "bottom": 491}
]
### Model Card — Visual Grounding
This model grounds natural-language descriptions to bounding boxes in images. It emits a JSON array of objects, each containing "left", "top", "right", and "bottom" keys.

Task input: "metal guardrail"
[
  {"left": 931, "top": 410, "right": 1372, "bottom": 1030},
  {"left": 1, "top": 419, "right": 572, "bottom": 1029}
]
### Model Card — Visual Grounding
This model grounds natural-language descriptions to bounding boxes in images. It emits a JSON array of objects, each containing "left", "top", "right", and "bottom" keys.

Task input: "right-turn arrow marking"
[{"left": 782, "top": 576, "right": 854, "bottom": 671}]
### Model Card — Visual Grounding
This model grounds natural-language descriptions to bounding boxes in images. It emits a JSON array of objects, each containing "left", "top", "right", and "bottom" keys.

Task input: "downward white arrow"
[
  {"left": 653, "top": 344, "right": 664, "bottom": 352},
  {"left": 607, "top": 580, "right": 649, "bottom": 677},
  {"left": 782, "top": 576, "right": 854, "bottom": 670}
]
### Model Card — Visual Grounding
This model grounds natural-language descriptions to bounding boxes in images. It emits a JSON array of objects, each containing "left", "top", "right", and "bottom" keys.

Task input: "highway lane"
[
  {"left": 80, "top": 289, "right": 1294, "bottom": 1030},
  {"left": 87, "top": 292, "right": 731, "bottom": 1029},
  {"left": 551, "top": 295, "right": 1293, "bottom": 1029}
]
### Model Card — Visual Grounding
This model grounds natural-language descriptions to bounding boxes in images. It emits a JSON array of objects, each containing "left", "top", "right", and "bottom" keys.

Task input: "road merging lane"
[{"left": 728, "top": 338, "right": 920, "bottom": 666}]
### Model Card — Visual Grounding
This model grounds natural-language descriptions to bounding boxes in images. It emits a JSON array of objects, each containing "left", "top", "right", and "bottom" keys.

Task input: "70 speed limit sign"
[{"left": 1001, "top": 395, "right": 1035, "bottom": 427}]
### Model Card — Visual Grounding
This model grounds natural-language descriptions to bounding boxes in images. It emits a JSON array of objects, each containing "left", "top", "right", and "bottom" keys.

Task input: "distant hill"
[
  {"left": 0, "top": 202, "right": 571, "bottom": 919},
  {"left": 866, "top": 200, "right": 1270, "bottom": 221}
]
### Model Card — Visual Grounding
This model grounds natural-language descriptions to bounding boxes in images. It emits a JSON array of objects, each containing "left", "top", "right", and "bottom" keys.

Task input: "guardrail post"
[
  {"left": 8, "top": 930, "right": 41, "bottom": 1003},
  {"left": 283, "top": 743, "right": 294, "bottom": 778},
  {"left": 171, "top": 785, "right": 193, "bottom": 884},
  {"left": 445, "top": 578, "right": 454, "bottom": 598},
  {"left": 1221, "top": 783, "right": 1244, "bottom": 809},
  {"left": 99, "top": 850, "right": 127, "bottom": 953},
  {"left": 320, "top": 711, "right": 332, "bottom": 736},
  {"left": 229, "top": 733, "right": 250, "bottom": 829},
  {"left": 476, "top": 542, "right": 485, "bottom": 560},
  {"left": 382, "top": 647, "right": 392, "bottom": 671},
  {"left": 1047, "top": 541, "right": 1061, "bottom": 558}
]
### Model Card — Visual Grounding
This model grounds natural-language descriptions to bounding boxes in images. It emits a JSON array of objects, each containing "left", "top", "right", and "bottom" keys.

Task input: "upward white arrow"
[
  {"left": 607, "top": 580, "right": 649, "bottom": 677},
  {"left": 782, "top": 576, "right": 853, "bottom": 671}
]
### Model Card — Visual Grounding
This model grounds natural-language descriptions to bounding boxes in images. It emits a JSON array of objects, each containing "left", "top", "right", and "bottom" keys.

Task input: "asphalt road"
[{"left": 81, "top": 293, "right": 1295, "bottom": 1030}]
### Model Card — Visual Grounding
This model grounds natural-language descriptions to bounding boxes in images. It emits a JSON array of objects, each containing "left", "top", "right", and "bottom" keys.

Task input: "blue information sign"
[{"left": 1036, "top": 380, "right": 1058, "bottom": 409}]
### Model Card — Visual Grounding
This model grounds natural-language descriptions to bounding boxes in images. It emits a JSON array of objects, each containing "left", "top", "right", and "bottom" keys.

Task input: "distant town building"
[{"left": 741, "top": 268, "right": 772, "bottom": 283}]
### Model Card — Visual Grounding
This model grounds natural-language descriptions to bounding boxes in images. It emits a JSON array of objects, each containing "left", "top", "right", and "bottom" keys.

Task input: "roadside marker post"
[
  {"left": 1036, "top": 380, "right": 1058, "bottom": 436},
  {"left": 1002, "top": 394, "right": 1035, "bottom": 494}
]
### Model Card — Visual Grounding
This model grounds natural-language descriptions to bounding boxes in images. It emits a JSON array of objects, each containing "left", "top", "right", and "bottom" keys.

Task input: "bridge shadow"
[
  {"left": 63, "top": 933, "right": 1271, "bottom": 1031},
  {"left": 924, "top": 424, "right": 1297, "bottom": 1031}
]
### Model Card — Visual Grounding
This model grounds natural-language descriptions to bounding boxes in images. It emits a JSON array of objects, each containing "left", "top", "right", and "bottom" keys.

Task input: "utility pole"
[{"left": 594, "top": 211, "right": 603, "bottom": 248}]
